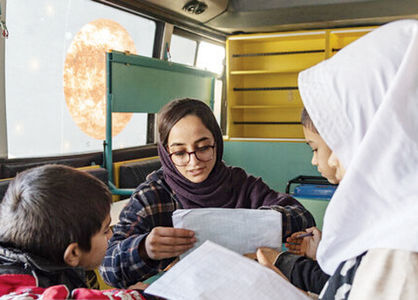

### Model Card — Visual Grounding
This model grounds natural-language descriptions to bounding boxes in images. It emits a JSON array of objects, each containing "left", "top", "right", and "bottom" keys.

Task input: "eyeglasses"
[{"left": 169, "top": 144, "right": 215, "bottom": 167}]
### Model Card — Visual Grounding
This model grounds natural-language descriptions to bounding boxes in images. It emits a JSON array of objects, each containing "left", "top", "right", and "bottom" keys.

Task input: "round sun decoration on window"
[{"left": 63, "top": 19, "right": 136, "bottom": 140}]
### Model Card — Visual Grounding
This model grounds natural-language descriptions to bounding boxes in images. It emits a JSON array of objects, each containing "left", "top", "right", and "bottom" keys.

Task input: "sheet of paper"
[
  {"left": 145, "top": 241, "right": 310, "bottom": 300},
  {"left": 172, "top": 208, "right": 282, "bottom": 257}
]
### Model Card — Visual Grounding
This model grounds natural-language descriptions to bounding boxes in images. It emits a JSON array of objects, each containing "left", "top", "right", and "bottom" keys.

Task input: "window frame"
[{"left": 3, "top": 0, "right": 158, "bottom": 158}]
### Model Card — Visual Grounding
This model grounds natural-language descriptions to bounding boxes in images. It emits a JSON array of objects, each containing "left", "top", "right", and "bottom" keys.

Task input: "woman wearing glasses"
[{"left": 101, "top": 98, "right": 315, "bottom": 288}]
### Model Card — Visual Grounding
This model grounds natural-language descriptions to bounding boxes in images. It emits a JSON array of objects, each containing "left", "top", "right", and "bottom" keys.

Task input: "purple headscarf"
[{"left": 158, "top": 122, "right": 297, "bottom": 209}]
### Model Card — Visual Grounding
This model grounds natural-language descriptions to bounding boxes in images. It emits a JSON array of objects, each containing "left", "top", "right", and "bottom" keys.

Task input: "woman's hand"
[
  {"left": 140, "top": 227, "right": 196, "bottom": 260},
  {"left": 285, "top": 226, "right": 321, "bottom": 260}
]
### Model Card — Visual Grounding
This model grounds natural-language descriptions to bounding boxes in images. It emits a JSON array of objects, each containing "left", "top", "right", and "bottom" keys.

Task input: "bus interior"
[{"left": 0, "top": 0, "right": 417, "bottom": 239}]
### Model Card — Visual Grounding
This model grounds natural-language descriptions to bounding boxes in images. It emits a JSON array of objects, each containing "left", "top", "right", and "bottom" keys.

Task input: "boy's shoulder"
[
  {"left": 0, "top": 246, "right": 71, "bottom": 298},
  {"left": 0, "top": 244, "right": 85, "bottom": 290},
  {"left": 0, "top": 273, "right": 70, "bottom": 298},
  {"left": 0, "top": 245, "right": 148, "bottom": 300},
  {"left": 0, "top": 273, "right": 146, "bottom": 299},
  {"left": 0, "top": 246, "right": 146, "bottom": 299}
]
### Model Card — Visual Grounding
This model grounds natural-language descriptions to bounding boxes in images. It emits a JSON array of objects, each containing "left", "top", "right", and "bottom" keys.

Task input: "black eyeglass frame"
[{"left": 169, "top": 144, "right": 216, "bottom": 166}]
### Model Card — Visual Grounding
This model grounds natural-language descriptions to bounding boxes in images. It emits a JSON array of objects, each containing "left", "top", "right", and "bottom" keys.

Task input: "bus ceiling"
[{"left": 95, "top": 0, "right": 418, "bottom": 37}]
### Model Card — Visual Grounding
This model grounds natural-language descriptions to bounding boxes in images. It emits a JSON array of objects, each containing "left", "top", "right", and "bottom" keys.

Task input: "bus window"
[
  {"left": 170, "top": 34, "right": 197, "bottom": 66},
  {"left": 196, "top": 41, "right": 225, "bottom": 75},
  {"left": 5, "top": 0, "right": 156, "bottom": 158},
  {"left": 169, "top": 30, "right": 225, "bottom": 126},
  {"left": 195, "top": 41, "right": 225, "bottom": 124}
]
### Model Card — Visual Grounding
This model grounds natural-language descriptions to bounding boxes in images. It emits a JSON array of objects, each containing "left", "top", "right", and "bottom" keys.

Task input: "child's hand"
[
  {"left": 257, "top": 247, "right": 311, "bottom": 296},
  {"left": 128, "top": 281, "right": 149, "bottom": 290},
  {"left": 256, "top": 247, "right": 287, "bottom": 279},
  {"left": 285, "top": 227, "right": 321, "bottom": 260},
  {"left": 141, "top": 227, "right": 196, "bottom": 260}
]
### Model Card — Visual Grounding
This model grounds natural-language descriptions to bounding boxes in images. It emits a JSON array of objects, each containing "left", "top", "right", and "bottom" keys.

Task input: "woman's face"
[
  {"left": 303, "top": 126, "right": 339, "bottom": 184},
  {"left": 167, "top": 115, "right": 217, "bottom": 183}
]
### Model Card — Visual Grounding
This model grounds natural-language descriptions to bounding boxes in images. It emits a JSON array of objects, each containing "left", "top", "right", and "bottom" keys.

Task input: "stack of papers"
[{"left": 145, "top": 241, "right": 310, "bottom": 300}]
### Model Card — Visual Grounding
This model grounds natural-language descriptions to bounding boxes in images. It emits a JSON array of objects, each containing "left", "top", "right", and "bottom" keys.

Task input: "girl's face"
[
  {"left": 167, "top": 115, "right": 217, "bottom": 183},
  {"left": 303, "top": 126, "right": 339, "bottom": 184}
]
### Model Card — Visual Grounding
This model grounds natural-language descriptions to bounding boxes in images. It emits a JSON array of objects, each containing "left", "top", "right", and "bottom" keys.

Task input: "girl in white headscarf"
[{"left": 298, "top": 19, "right": 418, "bottom": 299}]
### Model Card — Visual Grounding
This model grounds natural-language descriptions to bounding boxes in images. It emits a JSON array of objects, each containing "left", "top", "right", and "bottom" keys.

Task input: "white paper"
[
  {"left": 145, "top": 241, "right": 310, "bottom": 300},
  {"left": 172, "top": 208, "right": 282, "bottom": 258}
]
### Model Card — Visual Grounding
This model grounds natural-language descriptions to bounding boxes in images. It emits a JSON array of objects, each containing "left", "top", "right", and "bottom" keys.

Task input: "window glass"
[
  {"left": 5, "top": 0, "right": 155, "bottom": 158},
  {"left": 196, "top": 41, "right": 225, "bottom": 124},
  {"left": 215, "top": 78, "right": 224, "bottom": 115},
  {"left": 170, "top": 34, "right": 197, "bottom": 66},
  {"left": 196, "top": 41, "right": 225, "bottom": 75},
  {"left": 169, "top": 33, "right": 225, "bottom": 130}
]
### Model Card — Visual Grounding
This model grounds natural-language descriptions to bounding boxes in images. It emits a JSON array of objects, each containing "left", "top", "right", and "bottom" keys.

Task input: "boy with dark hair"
[{"left": 0, "top": 164, "right": 149, "bottom": 299}]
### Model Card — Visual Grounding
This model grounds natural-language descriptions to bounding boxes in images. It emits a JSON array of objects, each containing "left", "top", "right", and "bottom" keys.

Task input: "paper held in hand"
[
  {"left": 145, "top": 240, "right": 310, "bottom": 300},
  {"left": 172, "top": 208, "right": 282, "bottom": 258}
]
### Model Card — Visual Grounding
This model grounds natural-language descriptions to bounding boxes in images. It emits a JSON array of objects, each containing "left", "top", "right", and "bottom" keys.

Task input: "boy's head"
[
  {"left": 301, "top": 107, "right": 340, "bottom": 184},
  {"left": 0, "top": 164, "right": 112, "bottom": 269}
]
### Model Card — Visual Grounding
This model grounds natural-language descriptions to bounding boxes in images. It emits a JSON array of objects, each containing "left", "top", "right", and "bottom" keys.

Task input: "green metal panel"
[
  {"left": 296, "top": 198, "right": 329, "bottom": 230},
  {"left": 223, "top": 141, "right": 329, "bottom": 229},
  {"left": 108, "top": 51, "right": 216, "bottom": 113},
  {"left": 223, "top": 141, "right": 319, "bottom": 192}
]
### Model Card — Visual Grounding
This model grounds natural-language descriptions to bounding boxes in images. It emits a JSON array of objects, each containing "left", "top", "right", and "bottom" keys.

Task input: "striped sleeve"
[{"left": 100, "top": 179, "right": 177, "bottom": 288}]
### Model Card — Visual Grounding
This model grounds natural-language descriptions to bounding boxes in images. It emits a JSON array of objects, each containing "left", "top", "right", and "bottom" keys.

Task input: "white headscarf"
[{"left": 298, "top": 19, "right": 418, "bottom": 275}]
